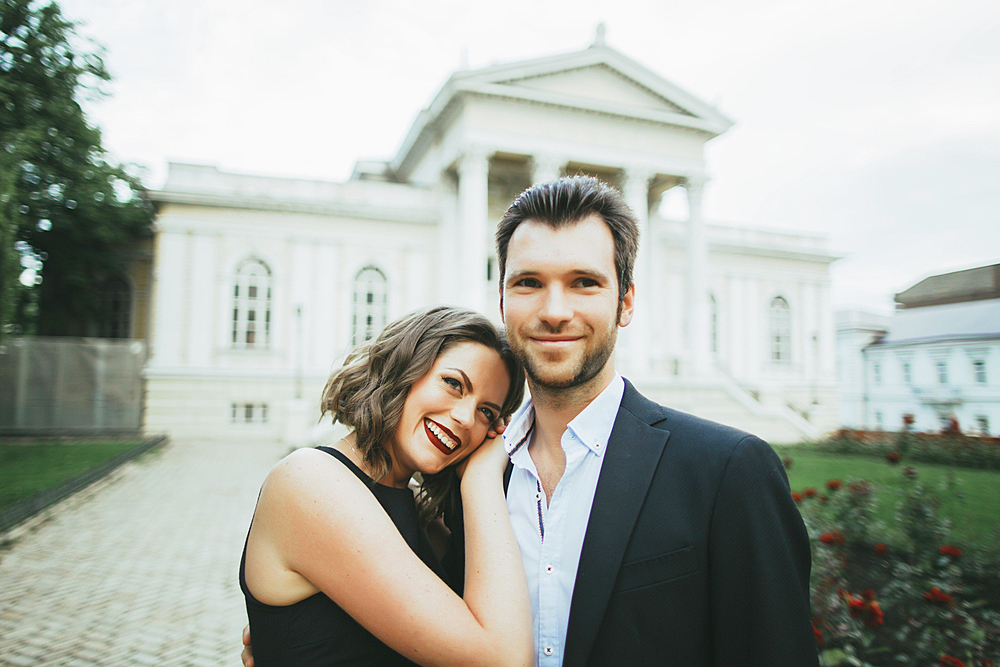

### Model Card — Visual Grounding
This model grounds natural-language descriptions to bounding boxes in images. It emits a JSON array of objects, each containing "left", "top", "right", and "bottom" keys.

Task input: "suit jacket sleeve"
[{"left": 707, "top": 435, "right": 818, "bottom": 666}]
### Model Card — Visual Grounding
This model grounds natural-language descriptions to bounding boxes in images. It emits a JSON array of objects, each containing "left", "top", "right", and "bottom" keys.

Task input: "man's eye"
[
  {"left": 514, "top": 278, "right": 540, "bottom": 288},
  {"left": 577, "top": 278, "right": 599, "bottom": 287}
]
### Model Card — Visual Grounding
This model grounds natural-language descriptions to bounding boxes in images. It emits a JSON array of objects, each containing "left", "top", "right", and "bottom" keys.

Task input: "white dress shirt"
[{"left": 504, "top": 375, "right": 625, "bottom": 667}]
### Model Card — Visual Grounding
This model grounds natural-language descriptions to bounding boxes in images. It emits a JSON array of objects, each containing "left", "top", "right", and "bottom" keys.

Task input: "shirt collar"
[
  {"left": 504, "top": 396, "right": 535, "bottom": 458},
  {"left": 566, "top": 375, "right": 624, "bottom": 457},
  {"left": 504, "top": 375, "right": 625, "bottom": 459}
]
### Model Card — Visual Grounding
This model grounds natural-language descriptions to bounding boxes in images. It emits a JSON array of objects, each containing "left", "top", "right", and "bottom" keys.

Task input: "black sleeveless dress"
[{"left": 240, "top": 447, "right": 450, "bottom": 666}]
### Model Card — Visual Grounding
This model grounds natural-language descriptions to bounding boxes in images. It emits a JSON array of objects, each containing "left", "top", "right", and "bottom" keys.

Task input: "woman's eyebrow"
[{"left": 447, "top": 368, "right": 502, "bottom": 412}]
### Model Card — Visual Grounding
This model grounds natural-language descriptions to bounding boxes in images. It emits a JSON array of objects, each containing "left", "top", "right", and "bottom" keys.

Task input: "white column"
[
  {"left": 685, "top": 175, "right": 711, "bottom": 377},
  {"left": 436, "top": 172, "right": 460, "bottom": 304},
  {"left": 621, "top": 168, "right": 653, "bottom": 375},
  {"left": 530, "top": 155, "right": 564, "bottom": 185},
  {"left": 456, "top": 148, "right": 491, "bottom": 312}
]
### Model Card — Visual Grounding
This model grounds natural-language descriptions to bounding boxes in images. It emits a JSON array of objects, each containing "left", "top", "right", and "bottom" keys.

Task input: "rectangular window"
[
  {"left": 976, "top": 416, "right": 989, "bottom": 435},
  {"left": 973, "top": 360, "right": 987, "bottom": 384},
  {"left": 874, "top": 363, "right": 882, "bottom": 384},
  {"left": 875, "top": 411, "right": 883, "bottom": 430},
  {"left": 232, "top": 402, "right": 268, "bottom": 425},
  {"left": 903, "top": 362, "right": 911, "bottom": 384},
  {"left": 937, "top": 361, "right": 948, "bottom": 385}
]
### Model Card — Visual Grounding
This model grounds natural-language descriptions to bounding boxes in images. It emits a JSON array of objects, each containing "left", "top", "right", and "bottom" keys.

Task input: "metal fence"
[{"left": 0, "top": 337, "right": 146, "bottom": 434}]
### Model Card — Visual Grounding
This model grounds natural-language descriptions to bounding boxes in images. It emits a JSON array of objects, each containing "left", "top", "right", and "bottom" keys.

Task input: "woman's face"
[{"left": 386, "top": 341, "right": 511, "bottom": 486}]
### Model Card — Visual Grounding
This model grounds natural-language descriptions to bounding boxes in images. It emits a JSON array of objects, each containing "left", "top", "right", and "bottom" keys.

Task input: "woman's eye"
[
  {"left": 479, "top": 407, "right": 496, "bottom": 421},
  {"left": 443, "top": 377, "right": 462, "bottom": 391}
]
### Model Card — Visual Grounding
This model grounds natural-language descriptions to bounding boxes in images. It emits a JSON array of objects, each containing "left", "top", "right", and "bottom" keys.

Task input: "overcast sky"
[{"left": 58, "top": 0, "right": 1000, "bottom": 313}]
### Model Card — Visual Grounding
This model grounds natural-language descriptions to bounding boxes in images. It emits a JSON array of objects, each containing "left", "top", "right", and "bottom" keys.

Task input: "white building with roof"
[
  {"left": 838, "top": 263, "right": 1000, "bottom": 435},
  {"left": 142, "top": 33, "right": 840, "bottom": 443}
]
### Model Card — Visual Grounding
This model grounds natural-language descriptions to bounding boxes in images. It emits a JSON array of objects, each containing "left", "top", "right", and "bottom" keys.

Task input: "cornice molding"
[{"left": 150, "top": 190, "right": 438, "bottom": 225}]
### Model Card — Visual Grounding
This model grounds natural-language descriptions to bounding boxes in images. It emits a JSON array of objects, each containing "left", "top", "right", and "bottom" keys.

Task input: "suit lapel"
[{"left": 563, "top": 382, "right": 670, "bottom": 667}]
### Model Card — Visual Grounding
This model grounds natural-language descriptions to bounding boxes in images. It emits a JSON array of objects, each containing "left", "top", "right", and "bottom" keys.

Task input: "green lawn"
[
  {"left": 0, "top": 441, "right": 142, "bottom": 512},
  {"left": 774, "top": 446, "right": 1000, "bottom": 546}
]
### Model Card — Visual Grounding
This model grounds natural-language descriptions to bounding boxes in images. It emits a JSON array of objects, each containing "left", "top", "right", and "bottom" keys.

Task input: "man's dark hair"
[{"left": 495, "top": 176, "right": 640, "bottom": 305}]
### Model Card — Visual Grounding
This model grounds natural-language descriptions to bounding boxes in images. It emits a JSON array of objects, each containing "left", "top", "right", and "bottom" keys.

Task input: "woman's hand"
[
  {"left": 456, "top": 416, "right": 509, "bottom": 480},
  {"left": 456, "top": 430, "right": 508, "bottom": 481},
  {"left": 486, "top": 415, "right": 509, "bottom": 441}
]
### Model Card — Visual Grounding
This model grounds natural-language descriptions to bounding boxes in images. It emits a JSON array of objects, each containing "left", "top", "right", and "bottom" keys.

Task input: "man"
[
  {"left": 244, "top": 176, "right": 818, "bottom": 666},
  {"left": 492, "top": 176, "right": 817, "bottom": 666}
]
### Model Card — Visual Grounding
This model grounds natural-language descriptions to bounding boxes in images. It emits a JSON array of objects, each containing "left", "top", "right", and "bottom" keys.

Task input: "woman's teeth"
[{"left": 425, "top": 420, "right": 458, "bottom": 450}]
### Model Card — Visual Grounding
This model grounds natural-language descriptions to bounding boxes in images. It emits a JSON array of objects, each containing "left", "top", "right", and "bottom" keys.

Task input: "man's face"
[{"left": 500, "top": 214, "right": 634, "bottom": 392}]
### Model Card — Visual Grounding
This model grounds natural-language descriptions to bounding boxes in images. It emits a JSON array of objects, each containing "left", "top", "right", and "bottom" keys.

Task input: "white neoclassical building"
[
  {"left": 144, "top": 36, "right": 840, "bottom": 443},
  {"left": 838, "top": 263, "right": 1000, "bottom": 436}
]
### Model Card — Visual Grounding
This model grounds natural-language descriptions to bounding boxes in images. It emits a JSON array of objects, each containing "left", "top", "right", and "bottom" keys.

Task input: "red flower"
[
  {"left": 939, "top": 545, "right": 963, "bottom": 558},
  {"left": 847, "top": 596, "right": 866, "bottom": 618},
  {"left": 923, "top": 587, "right": 954, "bottom": 606},
  {"left": 939, "top": 656, "right": 966, "bottom": 667},
  {"left": 886, "top": 451, "right": 901, "bottom": 464},
  {"left": 826, "top": 479, "right": 842, "bottom": 491},
  {"left": 791, "top": 491, "right": 803, "bottom": 503},
  {"left": 803, "top": 487, "right": 817, "bottom": 498},
  {"left": 903, "top": 466, "right": 918, "bottom": 479},
  {"left": 849, "top": 480, "right": 873, "bottom": 496},
  {"left": 812, "top": 623, "right": 823, "bottom": 646},
  {"left": 841, "top": 590, "right": 885, "bottom": 629},
  {"left": 864, "top": 600, "right": 884, "bottom": 629},
  {"left": 782, "top": 456, "right": 794, "bottom": 469},
  {"left": 874, "top": 543, "right": 888, "bottom": 556},
  {"left": 820, "top": 531, "right": 845, "bottom": 545}
]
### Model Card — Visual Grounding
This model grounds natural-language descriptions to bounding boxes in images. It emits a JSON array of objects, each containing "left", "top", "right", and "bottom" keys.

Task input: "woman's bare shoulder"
[{"left": 257, "top": 447, "right": 369, "bottom": 520}]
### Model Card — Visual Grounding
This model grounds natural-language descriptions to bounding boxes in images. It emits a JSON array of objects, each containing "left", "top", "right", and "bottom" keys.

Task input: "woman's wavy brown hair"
[{"left": 320, "top": 305, "right": 525, "bottom": 524}]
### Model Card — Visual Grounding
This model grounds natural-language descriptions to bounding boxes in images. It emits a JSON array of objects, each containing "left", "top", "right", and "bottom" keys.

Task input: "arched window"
[
  {"left": 232, "top": 259, "right": 271, "bottom": 349},
  {"left": 353, "top": 266, "right": 387, "bottom": 346},
  {"left": 99, "top": 277, "right": 131, "bottom": 339},
  {"left": 769, "top": 296, "right": 791, "bottom": 363}
]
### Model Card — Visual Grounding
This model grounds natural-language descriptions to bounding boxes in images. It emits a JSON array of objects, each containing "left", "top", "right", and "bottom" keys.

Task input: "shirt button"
[
  {"left": 545, "top": 564, "right": 553, "bottom": 574},
  {"left": 543, "top": 646, "right": 554, "bottom": 656},
  {"left": 535, "top": 492, "right": 542, "bottom": 501}
]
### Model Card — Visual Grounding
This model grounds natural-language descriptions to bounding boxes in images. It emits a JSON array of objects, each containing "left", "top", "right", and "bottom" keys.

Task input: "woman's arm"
[{"left": 244, "top": 441, "right": 532, "bottom": 667}]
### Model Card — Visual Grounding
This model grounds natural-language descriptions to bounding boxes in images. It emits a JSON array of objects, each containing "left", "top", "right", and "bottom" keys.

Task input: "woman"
[{"left": 240, "top": 306, "right": 532, "bottom": 667}]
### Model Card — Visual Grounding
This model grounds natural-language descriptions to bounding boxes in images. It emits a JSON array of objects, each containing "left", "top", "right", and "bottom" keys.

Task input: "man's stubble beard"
[{"left": 512, "top": 320, "right": 619, "bottom": 395}]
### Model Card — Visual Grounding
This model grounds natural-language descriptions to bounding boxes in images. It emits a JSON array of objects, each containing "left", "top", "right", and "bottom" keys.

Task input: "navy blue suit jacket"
[{"left": 447, "top": 379, "right": 818, "bottom": 666}]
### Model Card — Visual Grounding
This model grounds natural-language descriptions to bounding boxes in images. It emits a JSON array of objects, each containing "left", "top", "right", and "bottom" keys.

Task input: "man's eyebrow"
[
  {"left": 447, "top": 368, "right": 502, "bottom": 412},
  {"left": 504, "top": 269, "right": 536, "bottom": 283}
]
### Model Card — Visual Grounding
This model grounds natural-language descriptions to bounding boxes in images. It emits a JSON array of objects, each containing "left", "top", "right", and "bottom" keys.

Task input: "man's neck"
[
  {"left": 526, "top": 367, "right": 614, "bottom": 503},
  {"left": 528, "top": 366, "right": 614, "bottom": 453}
]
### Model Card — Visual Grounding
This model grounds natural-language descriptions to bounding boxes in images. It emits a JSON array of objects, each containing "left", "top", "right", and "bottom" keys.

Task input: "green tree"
[{"left": 0, "top": 0, "right": 153, "bottom": 338}]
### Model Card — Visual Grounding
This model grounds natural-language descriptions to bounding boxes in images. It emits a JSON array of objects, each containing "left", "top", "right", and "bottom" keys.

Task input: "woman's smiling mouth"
[{"left": 424, "top": 419, "right": 459, "bottom": 455}]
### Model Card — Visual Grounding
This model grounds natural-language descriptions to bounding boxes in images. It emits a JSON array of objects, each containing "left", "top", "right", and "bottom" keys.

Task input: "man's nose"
[{"left": 538, "top": 286, "right": 572, "bottom": 326}]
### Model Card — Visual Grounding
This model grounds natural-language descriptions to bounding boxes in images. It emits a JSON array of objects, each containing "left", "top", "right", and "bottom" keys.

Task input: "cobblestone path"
[{"left": 0, "top": 438, "right": 289, "bottom": 666}]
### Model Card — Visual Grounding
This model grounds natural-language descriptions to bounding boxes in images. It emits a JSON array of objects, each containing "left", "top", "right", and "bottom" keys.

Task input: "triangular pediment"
[
  {"left": 495, "top": 63, "right": 693, "bottom": 117},
  {"left": 393, "top": 43, "right": 734, "bottom": 178},
  {"left": 448, "top": 44, "right": 731, "bottom": 131}
]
